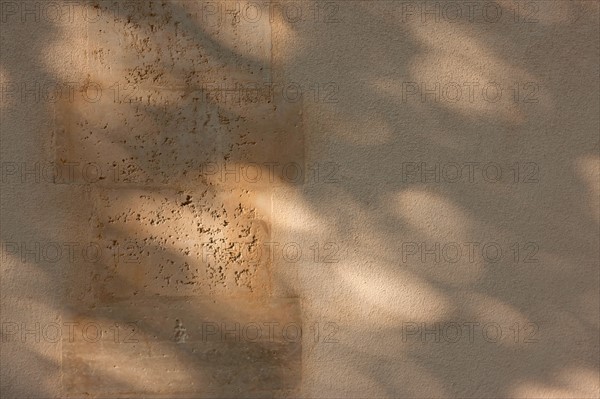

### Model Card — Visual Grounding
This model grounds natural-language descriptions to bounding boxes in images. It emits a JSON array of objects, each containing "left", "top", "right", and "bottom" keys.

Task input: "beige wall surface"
[{"left": 1, "top": 1, "right": 599, "bottom": 398}]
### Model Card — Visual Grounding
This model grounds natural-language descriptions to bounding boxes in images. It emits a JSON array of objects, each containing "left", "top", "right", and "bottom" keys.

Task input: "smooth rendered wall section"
[
  {"left": 1, "top": 1, "right": 599, "bottom": 398},
  {"left": 1, "top": 1, "right": 90, "bottom": 397},
  {"left": 271, "top": 1, "right": 600, "bottom": 398}
]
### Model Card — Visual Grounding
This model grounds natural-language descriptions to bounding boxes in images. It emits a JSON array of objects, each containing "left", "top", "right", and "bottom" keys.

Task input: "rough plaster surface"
[{"left": 1, "top": 1, "right": 599, "bottom": 398}]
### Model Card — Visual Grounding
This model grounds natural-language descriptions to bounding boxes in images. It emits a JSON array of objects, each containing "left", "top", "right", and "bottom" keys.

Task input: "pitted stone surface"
[
  {"left": 56, "top": 0, "right": 303, "bottom": 189},
  {"left": 54, "top": 4, "right": 304, "bottom": 394},
  {"left": 55, "top": 88, "right": 304, "bottom": 187},
  {"left": 87, "top": 0, "right": 272, "bottom": 87},
  {"left": 67, "top": 187, "right": 272, "bottom": 303}
]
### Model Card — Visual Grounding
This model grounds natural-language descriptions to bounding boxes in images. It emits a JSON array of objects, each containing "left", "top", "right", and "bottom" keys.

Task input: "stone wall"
[{"left": 1, "top": 1, "right": 599, "bottom": 397}]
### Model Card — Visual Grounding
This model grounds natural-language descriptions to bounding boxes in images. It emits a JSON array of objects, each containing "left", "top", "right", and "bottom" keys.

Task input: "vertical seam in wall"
[
  {"left": 269, "top": 0, "right": 274, "bottom": 85},
  {"left": 269, "top": 0, "right": 274, "bottom": 298},
  {"left": 55, "top": 51, "right": 61, "bottom": 399},
  {"left": 0, "top": 7, "right": 3, "bottom": 395}
]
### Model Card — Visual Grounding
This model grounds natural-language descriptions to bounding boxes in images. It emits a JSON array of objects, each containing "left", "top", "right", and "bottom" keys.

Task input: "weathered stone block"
[
  {"left": 54, "top": 88, "right": 304, "bottom": 188},
  {"left": 87, "top": 0, "right": 272, "bottom": 87},
  {"left": 71, "top": 187, "right": 273, "bottom": 302}
]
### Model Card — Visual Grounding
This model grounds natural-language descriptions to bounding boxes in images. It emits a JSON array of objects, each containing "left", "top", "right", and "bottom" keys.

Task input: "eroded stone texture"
[
  {"left": 55, "top": 0, "right": 304, "bottom": 189},
  {"left": 56, "top": 1, "right": 304, "bottom": 396},
  {"left": 87, "top": 0, "right": 272, "bottom": 86},
  {"left": 62, "top": 297, "right": 301, "bottom": 398},
  {"left": 66, "top": 187, "right": 272, "bottom": 303},
  {"left": 55, "top": 90, "right": 304, "bottom": 188}
]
